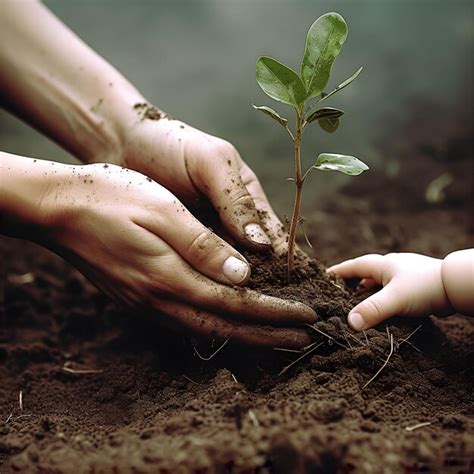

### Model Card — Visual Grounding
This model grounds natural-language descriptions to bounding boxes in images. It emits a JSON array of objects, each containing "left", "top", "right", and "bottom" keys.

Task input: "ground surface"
[{"left": 0, "top": 108, "right": 473, "bottom": 473}]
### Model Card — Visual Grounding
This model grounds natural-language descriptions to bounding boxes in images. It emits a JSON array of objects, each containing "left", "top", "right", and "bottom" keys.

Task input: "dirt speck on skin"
[
  {"left": 133, "top": 102, "right": 173, "bottom": 121},
  {"left": 0, "top": 101, "right": 473, "bottom": 473}
]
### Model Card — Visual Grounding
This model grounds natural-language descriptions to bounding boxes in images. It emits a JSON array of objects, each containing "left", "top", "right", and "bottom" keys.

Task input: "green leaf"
[
  {"left": 319, "top": 66, "right": 363, "bottom": 103},
  {"left": 256, "top": 56, "right": 306, "bottom": 107},
  {"left": 314, "top": 153, "right": 369, "bottom": 175},
  {"left": 300, "top": 12, "right": 348, "bottom": 99},
  {"left": 252, "top": 104, "right": 288, "bottom": 127},
  {"left": 318, "top": 117, "right": 340, "bottom": 133},
  {"left": 306, "top": 107, "right": 344, "bottom": 124}
]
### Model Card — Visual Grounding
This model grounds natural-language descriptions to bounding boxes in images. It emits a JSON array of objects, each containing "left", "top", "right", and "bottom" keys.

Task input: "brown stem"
[{"left": 287, "top": 112, "right": 303, "bottom": 282}]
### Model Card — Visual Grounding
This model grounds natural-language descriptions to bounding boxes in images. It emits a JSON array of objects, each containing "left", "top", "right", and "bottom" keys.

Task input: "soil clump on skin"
[
  {"left": 133, "top": 102, "right": 174, "bottom": 121},
  {"left": 0, "top": 101, "right": 473, "bottom": 473}
]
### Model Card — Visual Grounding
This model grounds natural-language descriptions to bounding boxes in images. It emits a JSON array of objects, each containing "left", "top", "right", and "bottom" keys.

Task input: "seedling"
[{"left": 254, "top": 12, "right": 369, "bottom": 280}]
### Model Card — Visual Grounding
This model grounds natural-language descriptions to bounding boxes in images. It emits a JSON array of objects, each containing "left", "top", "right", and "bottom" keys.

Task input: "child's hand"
[{"left": 327, "top": 253, "right": 454, "bottom": 331}]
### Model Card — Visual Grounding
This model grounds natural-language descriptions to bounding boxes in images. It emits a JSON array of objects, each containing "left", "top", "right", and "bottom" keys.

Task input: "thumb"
[
  {"left": 138, "top": 197, "right": 252, "bottom": 286},
  {"left": 347, "top": 283, "right": 402, "bottom": 331},
  {"left": 190, "top": 140, "right": 272, "bottom": 250}
]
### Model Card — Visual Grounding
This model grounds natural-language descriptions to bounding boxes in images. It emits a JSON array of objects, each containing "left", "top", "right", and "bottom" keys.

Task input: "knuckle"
[
  {"left": 273, "top": 235, "right": 290, "bottom": 256},
  {"left": 187, "top": 229, "right": 225, "bottom": 265},
  {"left": 240, "top": 166, "right": 259, "bottom": 186},
  {"left": 212, "top": 139, "right": 237, "bottom": 160},
  {"left": 231, "top": 191, "right": 256, "bottom": 210},
  {"left": 227, "top": 187, "right": 258, "bottom": 217},
  {"left": 158, "top": 188, "right": 179, "bottom": 207},
  {"left": 148, "top": 190, "right": 183, "bottom": 216}
]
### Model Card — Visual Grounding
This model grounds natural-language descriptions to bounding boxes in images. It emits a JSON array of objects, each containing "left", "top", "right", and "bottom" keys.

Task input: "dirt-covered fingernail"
[
  {"left": 222, "top": 256, "right": 250, "bottom": 284},
  {"left": 348, "top": 312, "right": 365, "bottom": 331},
  {"left": 244, "top": 223, "right": 271, "bottom": 246}
]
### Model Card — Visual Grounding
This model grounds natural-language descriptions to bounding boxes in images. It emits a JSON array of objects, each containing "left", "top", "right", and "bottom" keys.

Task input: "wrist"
[
  {"left": 426, "top": 257, "right": 455, "bottom": 317},
  {"left": 441, "top": 250, "right": 474, "bottom": 316},
  {"left": 83, "top": 85, "right": 146, "bottom": 166},
  {"left": 0, "top": 152, "right": 71, "bottom": 239}
]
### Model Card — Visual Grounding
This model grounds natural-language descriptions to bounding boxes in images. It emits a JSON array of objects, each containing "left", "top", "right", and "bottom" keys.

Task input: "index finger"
[
  {"left": 239, "top": 161, "right": 290, "bottom": 256},
  {"left": 326, "top": 254, "right": 386, "bottom": 284},
  {"left": 148, "top": 252, "right": 317, "bottom": 326},
  {"left": 153, "top": 299, "right": 313, "bottom": 349},
  {"left": 189, "top": 140, "right": 272, "bottom": 250}
]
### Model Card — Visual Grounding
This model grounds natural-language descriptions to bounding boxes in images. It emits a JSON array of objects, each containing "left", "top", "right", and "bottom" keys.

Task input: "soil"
[
  {"left": 1, "top": 101, "right": 473, "bottom": 473},
  {"left": 133, "top": 102, "right": 174, "bottom": 121}
]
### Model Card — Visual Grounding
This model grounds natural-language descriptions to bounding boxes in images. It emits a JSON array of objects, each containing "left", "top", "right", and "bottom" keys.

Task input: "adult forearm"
[
  {"left": 0, "top": 1, "right": 143, "bottom": 164},
  {"left": 442, "top": 249, "right": 474, "bottom": 317}
]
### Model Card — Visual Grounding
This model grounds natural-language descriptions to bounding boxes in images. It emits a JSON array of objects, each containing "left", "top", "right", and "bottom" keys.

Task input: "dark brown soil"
[{"left": 1, "top": 101, "right": 473, "bottom": 473}]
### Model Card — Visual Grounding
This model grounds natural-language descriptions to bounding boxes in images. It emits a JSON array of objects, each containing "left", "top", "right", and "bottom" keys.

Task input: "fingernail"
[
  {"left": 348, "top": 312, "right": 365, "bottom": 331},
  {"left": 222, "top": 256, "right": 250, "bottom": 284},
  {"left": 297, "top": 303, "right": 317, "bottom": 322},
  {"left": 244, "top": 223, "right": 271, "bottom": 246}
]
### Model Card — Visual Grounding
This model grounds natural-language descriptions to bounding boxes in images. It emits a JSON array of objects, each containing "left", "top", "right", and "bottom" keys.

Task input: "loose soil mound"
[{"left": 1, "top": 103, "right": 473, "bottom": 473}]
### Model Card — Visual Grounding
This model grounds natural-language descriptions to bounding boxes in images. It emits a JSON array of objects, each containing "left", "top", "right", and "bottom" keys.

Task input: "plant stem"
[{"left": 287, "top": 111, "right": 303, "bottom": 282}]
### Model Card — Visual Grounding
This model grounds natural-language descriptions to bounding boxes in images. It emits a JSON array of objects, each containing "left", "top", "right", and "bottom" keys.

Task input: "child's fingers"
[
  {"left": 347, "top": 283, "right": 402, "bottom": 331},
  {"left": 359, "top": 278, "right": 378, "bottom": 290},
  {"left": 326, "top": 254, "right": 386, "bottom": 283}
]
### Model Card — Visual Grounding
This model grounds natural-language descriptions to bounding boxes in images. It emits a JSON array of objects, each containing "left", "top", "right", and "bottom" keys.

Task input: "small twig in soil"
[
  {"left": 342, "top": 333, "right": 353, "bottom": 349},
  {"left": 248, "top": 410, "right": 259, "bottom": 427},
  {"left": 183, "top": 375, "right": 200, "bottom": 385},
  {"left": 401, "top": 339, "right": 421, "bottom": 353},
  {"left": 62, "top": 362, "right": 103, "bottom": 374},
  {"left": 362, "top": 332, "right": 394, "bottom": 389},
  {"left": 405, "top": 421, "right": 432, "bottom": 432},
  {"left": 330, "top": 280, "right": 345, "bottom": 291},
  {"left": 278, "top": 341, "right": 324, "bottom": 377},
  {"left": 399, "top": 324, "right": 422, "bottom": 352},
  {"left": 299, "top": 220, "right": 313, "bottom": 249},
  {"left": 363, "top": 331, "right": 369, "bottom": 345},
  {"left": 399, "top": 324, "right": 422, "bottom": 344},
  {"left": 230, "top": 373, "right": 239, "bottom": 384},
  {"left": 273, "top": 347, "right": 303, "bottom": 354},
  {"left": 16, "top": 414, "right": 33, "bottom": 420},
  {"left": 7, "top": 272, "right": 35, "bottom": 285},
  {"left": 345, "top": 331, "right": 365, "bottom": 347},
  {"left": 304, "top": 324, "right": 349, "bottom": 350},
  {"left": 193, "top": 338, "right": 229, "bottom": 361},
  {"left": 19, "top": 390, "right": 23, "bottom": 411},
  {"left": 5, "top": 413, "right": 13, "bottom": 424}
]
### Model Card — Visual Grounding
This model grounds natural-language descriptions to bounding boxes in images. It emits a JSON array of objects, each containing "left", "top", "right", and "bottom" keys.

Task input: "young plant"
[{"left": 254, "top": 12, "right": 369, "bottom": 280}]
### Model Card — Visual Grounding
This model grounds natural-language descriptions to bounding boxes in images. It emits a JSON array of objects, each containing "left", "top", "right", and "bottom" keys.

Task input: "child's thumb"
[{"left": 347, "top": 284, "right": 402, "bottom": 331}]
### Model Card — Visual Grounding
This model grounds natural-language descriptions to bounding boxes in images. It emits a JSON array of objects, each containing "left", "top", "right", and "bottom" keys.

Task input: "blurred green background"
[{"left": 1, "top": 0, "right": 473, "bottom": 212}]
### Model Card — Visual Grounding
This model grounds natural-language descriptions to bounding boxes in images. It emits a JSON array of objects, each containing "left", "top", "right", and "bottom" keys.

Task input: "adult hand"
[
  {"left": 114, "top": 108, "right": 289, "bottom": 255},
  {"left": 1, "top": 1, "right": 312, "bottom": 346},
  {"left": 0, "top": 2, "right": 290, "bottom": 256},
  {"left": 327, "top": 253, "right": 454, "bottom": 331},
  {"left": 36, "top": 161, "right": 315, "bottom": 348}
]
